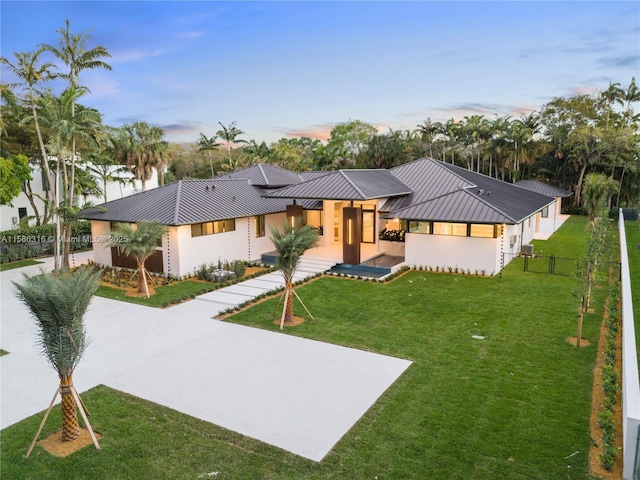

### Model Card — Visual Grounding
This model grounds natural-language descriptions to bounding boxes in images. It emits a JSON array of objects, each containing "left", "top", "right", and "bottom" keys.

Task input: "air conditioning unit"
[{"left": 521, "top": 244, "right": 534, "bottom": 256}]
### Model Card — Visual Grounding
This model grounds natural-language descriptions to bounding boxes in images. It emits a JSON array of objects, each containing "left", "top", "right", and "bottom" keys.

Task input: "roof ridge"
[
  {"left": 258, "top": 164, "right": 268, "bottom": 185},
  {"left": 340, "top": 170, "right": 365, "bottom": 198},
  {"left": 173, "top": 180, "right": 182, "bottom": 224},
  {"left": 432, "top": 159, "right": 477, "bottom": 188}
]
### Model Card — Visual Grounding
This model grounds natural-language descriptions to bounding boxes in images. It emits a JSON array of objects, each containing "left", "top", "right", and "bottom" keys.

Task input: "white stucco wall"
[
  {"left": 171, "top": 213, "right": 286, "bottom": 277},
  {"left": 537, "top": 199, "right": 561, "bottom": 236},
  {"left": 405, "top": 233, "right": 499, "bottom": 275},
  {"left": 91, "top": 220, "right": 113, "bottom": 266}
]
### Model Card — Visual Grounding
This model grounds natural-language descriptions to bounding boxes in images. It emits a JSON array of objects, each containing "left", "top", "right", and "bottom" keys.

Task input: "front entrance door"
[{"left": 342, "top": 206, "right": 361, "bottom": 264}]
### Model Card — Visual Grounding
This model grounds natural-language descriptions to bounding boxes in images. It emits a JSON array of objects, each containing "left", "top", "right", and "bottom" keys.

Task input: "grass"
[
  {"left": 624, "top": 220, "right": 640, "bottom": 367},
  {"left": 95, "top": 281, "right": 213, "bottom": 308},
  {"left": 0, "top": 258, "right": 43, "bottom": 271},
  {"left": 1, "top": 216, "right": 604, "bottom": 479}
]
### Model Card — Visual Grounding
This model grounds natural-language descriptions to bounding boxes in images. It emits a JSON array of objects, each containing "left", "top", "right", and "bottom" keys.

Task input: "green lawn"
[
  {"left": 95, "top": 281, "right": 214, "bottom": 308},
  {"left": 624, "top": 220, "right": 640, "bottom": 367},
  {"left": 1, "top": 216, "right": 605, "bottom": 479},
  {"left": 0, "top": 258, "right": 43, "bottom": 271}
]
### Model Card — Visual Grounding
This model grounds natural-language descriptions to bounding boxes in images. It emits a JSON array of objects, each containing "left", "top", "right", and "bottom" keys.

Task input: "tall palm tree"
[
  {"left": 197, "top": 133, "right": 220, "bottom": 177},
  {"left": 38, "top": 87, "right": 102, "bottom": 270},
  {"left": 107, "top": 221, "right": 167, "bottom": 298},
  {"left": 13, "top": 267, "right": 101, "bottom": 442},
  {"left": 216, "top": 121, "right": 247, "bottom": 169},
  {"left": 1, "top": 49, "right": 58, "bottom": 227},
  {"left": 270, "top": 219, "right": 319, "bottom": 329}
]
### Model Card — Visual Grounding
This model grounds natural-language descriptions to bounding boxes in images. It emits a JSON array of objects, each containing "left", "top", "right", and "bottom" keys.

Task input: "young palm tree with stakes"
[
  {"left": 270, "top": 218, "right": 319, "bottom": 329},
  {"left": 13, "top": 267, "right": 101, "bottom": 448},
  {"left": 107, "top": 221, "right": 167, "bottom": 298}
]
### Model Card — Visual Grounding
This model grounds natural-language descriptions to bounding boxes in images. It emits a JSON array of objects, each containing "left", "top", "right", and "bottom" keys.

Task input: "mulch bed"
[{"left": 39, "top": 428, "right": 101, "bottom": 457}]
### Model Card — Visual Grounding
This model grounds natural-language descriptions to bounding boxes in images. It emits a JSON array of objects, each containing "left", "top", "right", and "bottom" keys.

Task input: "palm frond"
[{"left": 13, "top": 267, "right": 101, "bottom": 376}]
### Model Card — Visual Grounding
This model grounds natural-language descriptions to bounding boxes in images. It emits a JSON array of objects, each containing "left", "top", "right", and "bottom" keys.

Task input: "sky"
[{"left": 1, "top": 1, "right": 639, "bottom": 145}]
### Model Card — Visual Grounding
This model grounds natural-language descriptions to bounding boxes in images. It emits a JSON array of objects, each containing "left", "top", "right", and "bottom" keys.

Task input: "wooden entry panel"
[
  {"left": 286, "top": 204, "right": 303, "bottom": 226},
  {"left": 342, "top": 207, "right": 361, "bottom": 265},
  {"left": 111, "top": 247, "right": 164, "bottom": 274}
]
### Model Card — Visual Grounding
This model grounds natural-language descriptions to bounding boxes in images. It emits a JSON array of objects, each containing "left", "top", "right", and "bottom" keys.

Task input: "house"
[
  {"left": 79, "top": 159, "right": 558, "bottom": 277},
  {"left": 0, "top": 163, "right": 157, "bottom": 231}
]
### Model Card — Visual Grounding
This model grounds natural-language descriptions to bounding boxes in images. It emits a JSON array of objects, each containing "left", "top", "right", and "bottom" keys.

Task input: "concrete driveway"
[{"left": 0, "top": 254, "right": 411, "bottom": 461}]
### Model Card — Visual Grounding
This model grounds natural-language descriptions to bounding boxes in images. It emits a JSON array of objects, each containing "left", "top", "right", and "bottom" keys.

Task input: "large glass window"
[
  {"left": 191, "top": 219, "right": 236, "bottom": 238},
  {"left": 408, "top": 221, "right": 431, "bottom": 234},
  {"left": 432, "top": 222, "right": 466, "bottom": 236},
  {"left": 470, "top": 224, "right": 496, "bottom": 238}
]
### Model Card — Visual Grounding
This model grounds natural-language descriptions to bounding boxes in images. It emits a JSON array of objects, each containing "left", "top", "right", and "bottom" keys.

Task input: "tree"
[
  {"left": 38, "top": 87, "right": 102, "bottom": 269},
  {"left": 270, "top": 219, "right": 319, "bottom": 329},
  {"left": 327, "top": 120, "right": 377, "bottom": 162},
  {"left": 119, "top": 121, "right": 169, "bottom": 191},
  {"left": 0, "top": 154, "right": 31, "bottom": 206},
  {"left": 216, "top": 121, "right": 246, "bottom": 169},
  {"left": 107, "top": 221, "right": 167, "bottom": 298},
  {"left": 196, "top": 133, "right": 220, "bottom": 177},
  {"left": 13, "top": 267, "right": 101, "bottom": 442},
  {"left": 581, "top": 173, "right": 618, "bottom": 223},
  {"left": 1, "top": 49, "right": 58, "bottom": 227}
]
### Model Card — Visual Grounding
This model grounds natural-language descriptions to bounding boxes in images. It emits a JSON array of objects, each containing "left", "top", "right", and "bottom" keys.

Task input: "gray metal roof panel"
[
  {"left": 266, "top": 169, "right": 411, "bottom": 200},
  {"left": 215, "top": 163, "right": 302, "bottom": 187},
  {"left": 515, "top": 180, "right": 572, "bottom": 198},
  {"left": 79, "top": 179, "right": 296, "bottom": 225},
  {"left": 385, "top": 190, "right": 513, "bottom": 223},
  {"left": 383, "top": 158, "right": 474, "bottom": 212},
  {"left": 440, "top": 163, "right": 555, "bottom": 223}
]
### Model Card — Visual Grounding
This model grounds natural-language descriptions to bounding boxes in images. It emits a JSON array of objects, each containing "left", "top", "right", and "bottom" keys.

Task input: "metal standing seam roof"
[
  {"left": 78, "top": 179, "right": 317, "bottom": 225},
  {"left": 382, "top": 158, "right": 555, "bottom": 224},
  {"left": 515, "top": 180, "right": 572, "bottom": 198},
  {"left": 215, "top": 163, "right": 303, "bottom": 187},
  {"left": 264, "top": 169, "right": 412, "bottom": 201}
]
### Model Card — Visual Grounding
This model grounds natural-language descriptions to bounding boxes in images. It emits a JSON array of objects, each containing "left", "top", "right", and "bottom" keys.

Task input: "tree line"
[{"left": 1, "top": 21, "right": 639, "bottom": 271}]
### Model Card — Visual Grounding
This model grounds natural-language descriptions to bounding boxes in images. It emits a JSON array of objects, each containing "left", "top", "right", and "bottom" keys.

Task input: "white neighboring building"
[{"left": 0, "top": 163, "right": 158, "bottom": 231}]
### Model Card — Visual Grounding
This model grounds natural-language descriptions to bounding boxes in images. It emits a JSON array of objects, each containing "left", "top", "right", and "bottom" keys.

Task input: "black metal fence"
[{"left": 523, "top": 255, "right": 579, "bottom": 277}]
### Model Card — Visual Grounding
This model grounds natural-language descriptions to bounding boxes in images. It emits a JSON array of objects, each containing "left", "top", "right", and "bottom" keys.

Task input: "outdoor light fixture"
[
  {"left": 290, "top": 216, "right": 295, "bottom": 228},
  {"left": 348, "top": 218, "right": 353, "bottom": 245}
]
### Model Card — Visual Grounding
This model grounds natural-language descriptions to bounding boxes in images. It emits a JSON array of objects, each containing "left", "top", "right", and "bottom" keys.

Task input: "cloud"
[
  {"left": 280, "top": 124, "right": 334, "bottom": 142},
  {"left": 173, "top": 30, "right": 208, "bottom": 40},
  {"left": 596, "top": 54, "right": 640, "bottom": 69},
  {"left": 162, "top": 121, "right": 207, "bottom": 140}
]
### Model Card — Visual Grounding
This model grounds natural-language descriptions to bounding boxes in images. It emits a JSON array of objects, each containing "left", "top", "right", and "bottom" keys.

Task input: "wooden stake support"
[{"left": 25, "top": 385, "right": 100, "bottom": 458}]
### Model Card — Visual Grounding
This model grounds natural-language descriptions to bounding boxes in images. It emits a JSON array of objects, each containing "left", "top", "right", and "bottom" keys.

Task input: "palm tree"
[
  {"left": 107, "top": 221, "right": 167, "bottom": 298},
  {"left": 1, "top": 49, "right": 58, "bottom": 227},
  {"left": 119, "top": 122, "right": 168, "bottom": 191},
  {"left": 270, "top": 219, "right": 319, "bottom": 329},
  {"left": 38, "top": 87, "right": 102, "bottom": 270},
  {"left": 216, "top": 121, "right": 247, "bottom": 169},
  {"left": 13, "top": 267, "right": 101, "bottom": 442},
  {"left": 197, "top": 133, "right": 220, "bottom": 177},
  {"left": 581, "top": 173, "right": 618, "bottom": 223}
]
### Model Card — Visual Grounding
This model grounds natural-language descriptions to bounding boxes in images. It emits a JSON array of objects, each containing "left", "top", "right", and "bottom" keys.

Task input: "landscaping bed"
[{"left": 93, "top": 263, "right": 273, "bottom": 308}]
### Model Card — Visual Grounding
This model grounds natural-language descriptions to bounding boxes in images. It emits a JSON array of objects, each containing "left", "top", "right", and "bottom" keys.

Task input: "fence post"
[{"left": 549, "top": 255, "right": 554, "bottom": 275}]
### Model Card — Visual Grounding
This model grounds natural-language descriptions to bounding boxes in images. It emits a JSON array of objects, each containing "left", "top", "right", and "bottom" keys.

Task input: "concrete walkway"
[{"left": 0, "top": 253, "right": 411, "bottom": 461}]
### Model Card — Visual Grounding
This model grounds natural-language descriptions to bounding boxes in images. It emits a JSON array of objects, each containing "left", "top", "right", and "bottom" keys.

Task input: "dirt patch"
[
  {"left": 39, "top": 428, "right": 101, "bottom": 457},
  {"left": 588, "top": 287, "right": 624, "bottom": 478},
  {"left": 566, "top": 336, "right": 591, "bottom": 347},
  {"left": 272, "top": 316, "right": 306, "bottom": 327}
]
